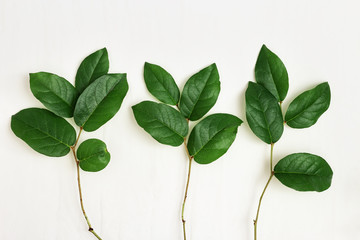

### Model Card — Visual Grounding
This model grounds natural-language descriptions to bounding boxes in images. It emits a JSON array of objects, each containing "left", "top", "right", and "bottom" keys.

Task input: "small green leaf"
[
  {"left": 74, "top": 74, "right": 128, "bottom": 132},
  {"left": 11, "top": 108, "right": 76, "bottom": 157},
  {"left": 132, "top": 101, "right": 188, "bottom": 147},
  {"left": 75, "top": 48, "right": 109, "bottom": 94},
  {"left": 255, "top": 45, "right": 289, "bottom": 101},
  {"left": 77, "top": 139, "right": 110, "bottom": 172},
  {"left": 179, "top": 63, "right": 220, "bottom": 121},
  {"left": 187, "top": 113, "right": 242, "bottom": 164},
  {"left": 285, "top": 82, "right": 330, "bottom": 128},
  {"left": 274, "top": 153, "right": 333, "bottom": 192},
  {"left": 144, "top": 62, "right": 180, "bottom": 105},
  {"left": 245, "top": 82, "right": 283, "bottom": 144},
  {"left": 30, "top": 72, "right": 78, "bottom": 118}
]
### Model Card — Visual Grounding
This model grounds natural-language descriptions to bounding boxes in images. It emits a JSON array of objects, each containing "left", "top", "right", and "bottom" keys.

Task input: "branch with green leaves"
[
  {"left": 132, "top": 62, "right": 242, "bottom": 240},
  {"left": 11, "top": 48, "right": 128, "bottom": 239},
  {"left": 246, "top": 45, "right": 333, "bottom": 240}
]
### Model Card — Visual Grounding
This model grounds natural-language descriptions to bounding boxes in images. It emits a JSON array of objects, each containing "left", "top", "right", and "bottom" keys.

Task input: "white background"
[{"left": 1, "top": 0, "right": 359, "bottom": 239}]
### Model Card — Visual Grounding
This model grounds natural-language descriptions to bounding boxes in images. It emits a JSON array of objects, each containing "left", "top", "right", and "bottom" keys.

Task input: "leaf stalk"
[
  {"left": 182, "top": 137, "right": 193, "bottom": 240},
  {"left": 71, "top": 128, "right": 102, "bottom": 240},
  {"left": 253, "top": 143, "right": 274, "bottom": 240}
]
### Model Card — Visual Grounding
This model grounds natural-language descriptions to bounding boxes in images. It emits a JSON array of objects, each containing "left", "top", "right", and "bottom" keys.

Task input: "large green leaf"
[
  {"left": 187, "top": 113, "right": 242, "bottom": 164},
  {"left": 285, "top": 82, "right": 330, "bottom": 128},
  {"left": 74, "top": 74, "right": 128, "bottom": 132},
  {"left": 274, "top": 153, "right": 333, "bottom": 192},
  {"left": 144, "top": 62, "right": 180, "bottom": 105},
  {"left": 179, "top": 63, "right": 220, "bottom": 121},
  {"left": 245, "top": 82, "right": 283, "bottom": 144},
  {"left": 75, "top": 48, "right": 109, "bottom": 94},
  {"left": 77, "top": 139, "right": 110, "bottom": 172},
  {"left": 11, "top": 108, "right": 76, "bottom": 157},
  {"left": 30, "top": 72, "right": 78, "bottom": 118},
  {"left": 132, "top": 101, "right": 188, "bottom": 146},
  {"left": 255, "top": 45, "right": 289, "bottom": 102}
]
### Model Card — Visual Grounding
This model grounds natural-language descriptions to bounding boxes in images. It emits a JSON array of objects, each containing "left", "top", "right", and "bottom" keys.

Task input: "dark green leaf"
[
  {"left": 132, "top": 101, "right": 188, "bottom": 146},
  {"left": 274, "top": 153, "right": 333, "bottom": 192},
  {"left": 187, "top": 113, "right": 242, "bottom": 164},
  {"left": 74, "top": 74, "right": 128, "bottom": 132},
  {"left": 285, "top": 82, "right": 330, "bottom": 128},
  {"left": 75, "top": 48, "right": 109, "bottom": 94},
  {"left": 144, "top": 62, "right": 180, "bottom": 105},
  {"left": 255, "top": 45, "right": 289, "bottom": 101},
  {"left": 179, "top": 63, "right": 220, "bottom": 121},
  {"left": 77, "top": 139, "right": 110, "bottom": 172},
  {"left": 245, "top": 82, "right": 283, "bottom": 144},
  {"left": 11, "top": 108, "right": 76, "bottom": 157},
  {"left": 30, "top": 72, "right": 78, "bottom": 118}
]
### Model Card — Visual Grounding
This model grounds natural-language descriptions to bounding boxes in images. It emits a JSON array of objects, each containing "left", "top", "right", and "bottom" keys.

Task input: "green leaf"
[
  {"left": 29, "top": 72, "right": 78, "bottom": 118},
  {"left": 274, "top": 153, "right": 333, "bottom": 192},
  {"left": 74, "top": 74, "right": 128, "bottom": 132},
  {"left": 285, "top": 82, "right": 331, "bottom": 128},
  {"left": 132, "top": 101, "right": 188, "bottom": 146},
  {"left": 245, "top": 82, "right": 283, "bottom": 144},
  {"left": 75, "top": 48, "right": 109, "bottom": 94},
  {"left": 144, "top": 62, "right": 180, "bottom": 105},
  {"left": 11, "top": 108, "right": 76, "bottom": 157},
  {"left": 77, "top": 139, "right": 110, "bottom": 172},
  {"left": 179, "top": 63, "right": 220, "bottom": 121},
  {"left": 187, "top": 113, "right": 242, "bottom": 164},
  {"left": 255, "top": 45, "right": 289, "bottom": 102}
]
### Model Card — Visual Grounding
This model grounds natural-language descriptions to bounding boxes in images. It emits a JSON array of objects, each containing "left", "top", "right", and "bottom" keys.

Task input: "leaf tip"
[
  {"left": 209, "top": 63, "right": 218, "bottom": 73},
  {"left": 322, "top": 81, "right": 330, "bottom": 88},
  {"left": 259, "top": 44, "right": 269, "bottom": 54}
]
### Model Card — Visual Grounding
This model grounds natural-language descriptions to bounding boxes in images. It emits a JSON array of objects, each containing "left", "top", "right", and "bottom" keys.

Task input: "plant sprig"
[
  {"left": 132, "top": 62, "right": 242, "bottom": 240},
  {"left": 246, "top": 45, "right": 333, "bottom": 240},
  {"left": 11, "top": 48, "right": 128, "bottom": 239}
]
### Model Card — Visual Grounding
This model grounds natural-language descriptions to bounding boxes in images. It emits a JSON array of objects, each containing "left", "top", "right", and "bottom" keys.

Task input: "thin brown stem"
[
  {"left": 279, "top": 101, "right": 286, "bottom": 125},
  {"left": 270, "top": 143, "right": 274, "bottom": 173},
  {"left": 182, "top": 137, "right": 193, "bottom": 240},
  {"left": 74, "top": 127, "right": 83, "bottom": 147},
  {"left": 253, "top": 143, "right": 274, "bottom": 240},
  {"left": 71, "top": 128, "right": 102, "bottom": 240}
]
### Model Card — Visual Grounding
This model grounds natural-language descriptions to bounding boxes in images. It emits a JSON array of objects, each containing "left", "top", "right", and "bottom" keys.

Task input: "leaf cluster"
[
  {"left": 11, "top": 48, "right": 128, "bottom": 172},
  {"left": 132, "top": 63, "right": 242, "bottom": 164},
  {"left": 246, "top": 45, "right": 333, "bottom": 191}
]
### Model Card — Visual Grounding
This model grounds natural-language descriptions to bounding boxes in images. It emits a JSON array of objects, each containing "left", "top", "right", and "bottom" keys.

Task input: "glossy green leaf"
[
  {"left": 245, "top": 82, "right": 283, "bottom": 144},
  {"left": 285, "top": 82, "right": 331, "bottom": 128},
  {"left": 255, "top": 45, "right": 289, "bottom": 101},
  {"left": 274, "top": 153, "right": 333, "bottom": 192},
  {"left": 30, "top": 72, "right": 78, "bottom": 118},
  {"left": 75, "top": 48, "right": 109, "bottom": 94},
  {"left": 77, "top": 139, "right": 110, "bottom": 172},
  {"left": 132, "top": 101, "right": 188, "bottom": 146},
  {"left": 179, "top": 63, "right": 220, "bottom": 121},
  {"left": 187, "top": 113, "right": 242, "bottom": 164},
  {"left": 74, "top": 74, "right": 128, "bottom": 132},
  {"left": 11, "top": 108, "right": 76, "bottom": 157},
  {"left": 144, "top": 62, "right": 180, "bottom": 105}
]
